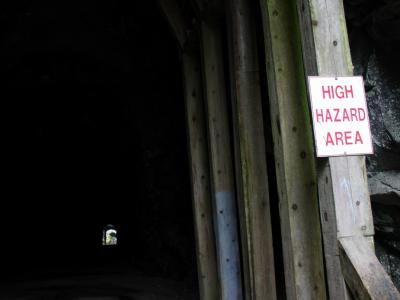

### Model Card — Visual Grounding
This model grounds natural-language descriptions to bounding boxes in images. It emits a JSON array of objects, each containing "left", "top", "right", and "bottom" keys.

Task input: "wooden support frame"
[
  {"left": 259, "top": 0, "right": 327, "bottom": 298},
  {"left": 200, "top": 16, "right": 243, "bottom": 300},
  {"left": 296, "top": 0, "right": 400, "bottom": 299},
  {"left": 156, "top": 1, "right": 399, "bottom": 298},
  {"left": 183, "top": 49, "right": 219, "bottom": 300},
  {"left": 226, "top": 0, "right": 277, "bottom": 299},
  {"left": 160, "top": 2, "right": 221, "bottom": 298}
]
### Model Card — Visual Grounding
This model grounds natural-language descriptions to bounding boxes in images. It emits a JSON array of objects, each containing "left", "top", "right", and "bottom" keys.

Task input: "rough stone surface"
[
  {"left": 364, "top": 53, "right": 400, "bottom": 172},
  {"left": 369, "top": 172, "right": 400, "bottom": 205},
  {"left": 346, "top": 0, "right": 400, "bottom": 289}
]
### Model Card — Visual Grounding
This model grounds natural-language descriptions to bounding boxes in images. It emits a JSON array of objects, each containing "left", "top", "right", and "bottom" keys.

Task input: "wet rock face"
[
  {"left": 369, "top": 172, "right": 400, "bottom": 205},
  {"left": 346, "top": 0, "right": 400, "bottom": 289},
  {"left": 364, "top": 53, "right": 400, "bottom": 172}
]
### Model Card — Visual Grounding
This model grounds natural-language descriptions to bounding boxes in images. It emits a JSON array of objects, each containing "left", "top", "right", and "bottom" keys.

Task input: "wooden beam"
[
  {"left": 295, "top": 0, "right": 398, "bottom": 299},
  {"left": 159, "top": 0, "right": 189, "bottom": 49},
  {"left": 296, "top": 0, "right": 374, "bottom": 238},
  {"left": 258, "top": 0, "right": 327, "bottom": 298},
  {"left": 226, "top": 0, "right": 277, "bottom": 299},
  {"left": 339, "top": 237, "right": 400, "bottom": 300},
  {"left": 225, "top": 12, "right": 251, "bottom": 299},
  {"left": 200, "top": 16, "right": 243, "bottom": 300},
  {"left": 296, "top": 1, "right": 368, "bottom": 299},
  {"left": 183, "top": 49, "right": 219, "bottom": 300},
  {"left": 316, "top": 160, "right": 351, "bottom": 300}
]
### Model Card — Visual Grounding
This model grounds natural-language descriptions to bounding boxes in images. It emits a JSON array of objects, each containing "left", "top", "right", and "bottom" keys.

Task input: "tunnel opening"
[{"left": 1, "top": 1, "right": 198, "bottom": 299}]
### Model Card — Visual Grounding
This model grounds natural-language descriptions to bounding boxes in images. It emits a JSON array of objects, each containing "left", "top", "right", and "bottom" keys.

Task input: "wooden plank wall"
[
  {"left": 258, "top": 0, "right": 327, "bottom": 299},
  {"left": 159, "top": 0, "right": 400, "bottom": 299}
]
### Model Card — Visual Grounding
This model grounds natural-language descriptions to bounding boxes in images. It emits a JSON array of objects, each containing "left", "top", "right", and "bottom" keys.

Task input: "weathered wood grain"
[
  {"left": 183, "top": 50, "right": 219, "bottom": 300},
  {"left": 226, "top": 0, "right": 277, "bottom": 299},
  {"left": 316, "top": 159, "right": 350, "bottom": 300},
  {"left": 200, "top": 16, "right": 243, "bottom": 300},
  {"left": 259, "top": 0, "right": 327, "bottom": 298},
  {"left": 339, "top": 237, "right": 400, "bottom": 300}
]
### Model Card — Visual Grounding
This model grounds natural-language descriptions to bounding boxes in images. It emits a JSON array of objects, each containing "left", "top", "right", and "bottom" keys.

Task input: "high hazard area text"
[{"left": 308, "top": 76, "right": 373, "bottom": 157}]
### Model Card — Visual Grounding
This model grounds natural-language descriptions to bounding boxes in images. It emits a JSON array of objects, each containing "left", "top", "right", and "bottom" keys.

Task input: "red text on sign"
[
  {"left": 322, "top": 85, "right": 354, "bottom": 99},
  {"left": 315, "top": 108, "right": 366, "bottom": 122},
  {"left": 325, "top": 131, "right": 363, "bottom": 146}
]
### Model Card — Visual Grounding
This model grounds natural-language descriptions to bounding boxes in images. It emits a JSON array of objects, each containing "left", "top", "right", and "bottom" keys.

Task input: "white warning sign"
[{"left": 308, "top": 76, "right": 373, "bottom": 157}]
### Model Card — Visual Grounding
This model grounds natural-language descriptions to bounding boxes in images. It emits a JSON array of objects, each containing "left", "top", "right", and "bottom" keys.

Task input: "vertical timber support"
[
  {"left": 200, "top": 16, "right": 243, "bottom": 300},
  {"left": 296, "top": 0, "right": 400, "bottom": 299},
  {"left": 183, "top": 50, "right": 219, "bottom": 300},
  {"left": 159, "top": 2, "right": 219, "bottom": 298},
  {"left": 259, "top": 0, "right": 327, "bottom": 299},
  {"left": 226, "top": 0, "right": 277, "bottom": 299}
]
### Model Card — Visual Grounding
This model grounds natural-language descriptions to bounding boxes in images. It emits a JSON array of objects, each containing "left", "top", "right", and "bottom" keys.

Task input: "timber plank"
[
  {"left": 226, "top": 0, "right": 277, "bottom": 298},
  {"left": 339, "top": 237, "right": 400, "bottom": 300},
  {"left": 317, "top": 159, "right": 350, "bottom": 300},
  {"left": 183, "top": 50, "right": 219, "bottom": 300},
  {"left": 200, "top": 16, "right": 243, "bottom": 300},
  {"left": 259, "top": 0, "right": 327, "bottom": 298}
]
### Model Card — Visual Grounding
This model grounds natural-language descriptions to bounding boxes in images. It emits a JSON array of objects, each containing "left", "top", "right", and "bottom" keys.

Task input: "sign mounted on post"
[{"left": 308, "top": 76, "right": 373, "bottom": 157}]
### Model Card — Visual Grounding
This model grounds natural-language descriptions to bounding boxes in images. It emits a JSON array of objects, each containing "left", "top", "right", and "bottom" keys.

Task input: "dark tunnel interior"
[{"left": 1, "top": 1, "right": 198, "bottom": 297}]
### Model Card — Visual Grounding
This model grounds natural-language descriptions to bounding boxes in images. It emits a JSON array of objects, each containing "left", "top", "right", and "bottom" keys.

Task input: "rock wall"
[{"left": 346, "top": 0, "right": 400, "bottom": 288}]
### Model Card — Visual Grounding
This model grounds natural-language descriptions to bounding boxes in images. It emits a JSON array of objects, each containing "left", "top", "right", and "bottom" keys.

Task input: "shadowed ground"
[{"left": 0, "top": 263, "right": 198, "bottom": 300}]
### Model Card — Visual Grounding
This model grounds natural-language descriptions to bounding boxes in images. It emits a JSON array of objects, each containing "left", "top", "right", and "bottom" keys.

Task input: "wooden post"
[
  {"left": 200, "top": 16, "right": 243, "bottom": 300},
  {"left": 158, "top": 4, "right": 219, "bottom": 298},
  {"left": 226, "top": 0, "right": 277, "bottom": 299},
  {"left": 258, "top": 0, "right": 327, "bottom": 298},
  {"left": 296, "top": 0, "right": 400, "bottom": 299},
  {"left": 183, "top": 50, "right": 219, "bottom": 300},
  {"left": 295, "top": 0, "right": 375, "bottom": 241}
]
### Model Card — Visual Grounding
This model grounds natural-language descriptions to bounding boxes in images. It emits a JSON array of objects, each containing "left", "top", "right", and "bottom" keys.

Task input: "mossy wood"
[
  {"left": 259, "top": 0, "right": 327, "bottom": 298},
  {"left": 200, "top": 16, "right": 243, "bottom": 300},
  {"left": 226, "top": 0, "right": 277, "bottom": 299},
  {"left": 296, "top": 0, "right": 399, "bottom": 299},
  {"left": 183, "top": 50, "right": 219, "bottom": 300}
]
